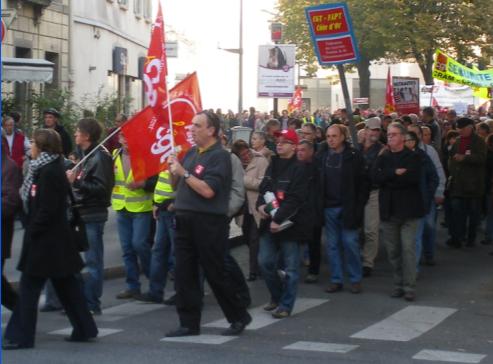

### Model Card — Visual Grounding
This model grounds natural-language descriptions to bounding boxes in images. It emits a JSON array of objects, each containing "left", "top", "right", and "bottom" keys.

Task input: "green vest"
[
  {"left": 111, "top": 150, "right": 152, "bottom": 213},
  {"left": 154, "top": 170, "right": 175, "bottom": 204},
  {"left": 303, "top": 116, "right": 315, "bottom": 124}
]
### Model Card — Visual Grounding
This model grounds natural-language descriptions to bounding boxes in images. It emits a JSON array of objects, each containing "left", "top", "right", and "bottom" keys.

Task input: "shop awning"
[{"left": 1, "top": 57, "right": 54, "bottom": 83}]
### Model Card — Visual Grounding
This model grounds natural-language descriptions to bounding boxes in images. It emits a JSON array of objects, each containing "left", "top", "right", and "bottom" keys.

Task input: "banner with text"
[
  {"left": 392, "top": 77, "right": 420, "bottom": 115},
  {"left": 305, "top": 2, "right": 360, "bottom": 65},
  {"left": 432, "top": 49, "right": 493, "bottom": 88},
  {"left": 257, "top": 44, "right": 296, "bottom": 98}
]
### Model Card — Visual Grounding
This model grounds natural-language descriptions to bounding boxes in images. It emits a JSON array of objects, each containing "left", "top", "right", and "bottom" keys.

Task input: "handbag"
[{"left": 68, "top": 191, "right": 89, "bottom": 252}]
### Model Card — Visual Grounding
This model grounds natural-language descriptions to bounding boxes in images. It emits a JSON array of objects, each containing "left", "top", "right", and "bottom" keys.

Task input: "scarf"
[{"left": 20, "top": 152, "right": 59, "bottom": 212}]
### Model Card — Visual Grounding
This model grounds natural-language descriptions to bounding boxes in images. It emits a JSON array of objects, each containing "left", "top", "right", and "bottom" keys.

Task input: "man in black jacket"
[
  {"left": 257, "top": 129, "right": 310, "bottom": 319},
  {"left": 319, "top": 125, "right": 368, "bottom": 294},
  {"left": 66, "top": 118, "right": 114, "bottom": 314},
  {"left": 372, "top": 122, "right": 424, "bottom": 302},
  {"left": 43, "top": 108, "right": 72, "bottom": 157}
]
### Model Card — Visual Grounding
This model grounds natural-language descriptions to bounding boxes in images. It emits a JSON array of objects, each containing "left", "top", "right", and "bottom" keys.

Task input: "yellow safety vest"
[
  {"left": 153, "top": 170, "right": 175, "bottom": 204},
  {"left": 111, "top": 150, "right": 153, "bottom": 213},
  {"left": 303, "top": 116, "right": 315, "bottom": 124}
]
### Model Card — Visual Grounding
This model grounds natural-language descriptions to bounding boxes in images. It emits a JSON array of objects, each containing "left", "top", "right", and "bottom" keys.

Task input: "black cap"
[
  {"left": 43, "top": 108, "right": 61, "bottom": 118},
  {"left": 456, "top": 117, "right": 474, "bottom": 129}
]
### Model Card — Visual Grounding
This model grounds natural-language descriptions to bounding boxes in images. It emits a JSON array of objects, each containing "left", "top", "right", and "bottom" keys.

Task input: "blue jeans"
[
  {"left": 83, "top": 221, "right": 105, "bottom": 311},
  {"left": 148, "top": 210, "right": 175, "bottom": 299},
  {"left": 324, "top": 207, "right": 362, "bottom": 284},
  {"left": 259, "top": 233, "right": 300, "bottom": 312},
  {"left": 416, "top": 202, "right": 437, "bottom": 271},
  {"left": 116, "top": 210, "right": 152, "bottom": 292}
]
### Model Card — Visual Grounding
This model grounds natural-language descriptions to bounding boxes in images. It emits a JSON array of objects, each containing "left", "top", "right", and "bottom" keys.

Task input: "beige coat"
[{"left": 239, "top": 150, "right": 269, "bottom": 227}]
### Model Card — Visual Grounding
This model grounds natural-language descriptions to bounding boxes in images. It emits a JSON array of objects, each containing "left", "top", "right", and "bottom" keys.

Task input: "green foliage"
[
  {"left": 1, "top": 93, "right": 17, "bottom": 118},
  {"left": 277, "top": 0, "right": 493, "bottom": 88}
]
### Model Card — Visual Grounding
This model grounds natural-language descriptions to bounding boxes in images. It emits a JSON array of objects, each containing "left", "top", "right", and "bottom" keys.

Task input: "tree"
[
  {"left": 378, "top": 0, "right": 493, "bottom": 84},
  {"left": 277, "top": 0, "right": 390, "bottom": 99}
]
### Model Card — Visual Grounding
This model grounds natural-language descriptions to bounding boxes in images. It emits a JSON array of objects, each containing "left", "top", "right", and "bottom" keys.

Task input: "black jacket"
[
  {"left": 372, "top": 148, "right": 425, "bottom": 221},
  {"left": 72, "top": 144, "right": 114, "bottom": 222},
  {"left": 317, "top": 143, "right": 369, "bottom": 229},
  {"left": 18, "top": 157, "right": 84, "bottom": 277},
  {"left": 257, "top": 155, "right": 310, "bottom": 242},
  {"left": 54, "top": 124, "right": 73, "bottom": 157}
]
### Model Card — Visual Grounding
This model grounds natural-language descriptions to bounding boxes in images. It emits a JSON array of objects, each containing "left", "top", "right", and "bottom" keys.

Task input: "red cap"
[{"left": 274, "top": 129, "right": 299, "bottom": 145}]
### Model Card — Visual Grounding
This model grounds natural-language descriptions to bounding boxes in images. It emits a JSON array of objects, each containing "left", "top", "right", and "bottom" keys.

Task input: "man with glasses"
[
  {"left": 372, "top": 123, "right": 425, "bottom": 301},
  {"left": 301, "top": 123, "right": 319, "bottom": 152},
  {"left": 257, "top": 129, "right": 310, "bottom": 318}
]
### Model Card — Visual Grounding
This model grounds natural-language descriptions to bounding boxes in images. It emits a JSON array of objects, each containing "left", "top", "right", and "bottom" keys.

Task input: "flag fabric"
[
  {"left": 384, "top": 67, "right": 396, "bottom": 114},
  {"left": 122, "top": 73, "right": 202, "bottom": 181},
  {"left": 288, "top": 87, "right": 303, "bottom": 113},
  {"left": 143, "top": 2, "right": 168, "bottom": 109}
]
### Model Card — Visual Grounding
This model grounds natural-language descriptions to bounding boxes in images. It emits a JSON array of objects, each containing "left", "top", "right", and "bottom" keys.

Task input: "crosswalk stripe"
[
  {"left": 48, "top": 328, "right": 123, "bottom": 337},
  {"left": 350, "top": 305, "right": 457, "bottom": 342},
  {"left": 98, "top": 301, "right": 164, "bottom": 322},
  {"left": 283, "top": 341, "right": 359, "bottom": 354},
  {"left": 412, "top": 350, "right": 486, "bottom": 363},
  {"left": 160, "top": 334, "right": 238, "bottom": 345},
  {"left": 203, "top": 298, "right": 329, "bottom": 330}
]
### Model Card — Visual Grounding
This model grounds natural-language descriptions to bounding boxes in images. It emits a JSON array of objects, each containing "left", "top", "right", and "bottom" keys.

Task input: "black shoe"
[
  {"left": 90, "top": 308, "right": 102, "bottom": 316},
  {"left": 165, "top": 327, "right": 200, "bottom": 337},
  {"left": 363, "top": 266, "right": 373, "bottom": 277},
  {"left": 2, "top": 341, "right": 33, "bottom": 350},
  {"left": 480, "top": 239, "right": 493, "bottom": 245},
  {"left": 404, "top": 292, "right": 416, "bottom": 302},
  {"left": 465, "top": 240, "right": 476, "bottom": 248},
  {"left": 116, "top": 289, "right": 140, "bottom": 299},
  {"left": 246, "top": 273, "right": 257, "bottom": 282},
  {"left": 40, "top": 304, "right": 62, "bottom": 312},
  {"left": 221, "top": 313, "right": 252, "bottom": 336},
  {"left": 163, "top": 294, "right": 176, "bottom": 306},
  {"left": 135, "top": 292, "right": 163, "bottom": 304},
  {"left": 64, "top": 336, "right": 96, "bottom": 343},
  {"left": 446, "top": 239, "right": 461, "bottom": 249},
  {"left": 390, "top": 289, "right": 405, "bottom": 298},
  {"left": 423, "top": 257, "right": 436, "bottom": 266}
]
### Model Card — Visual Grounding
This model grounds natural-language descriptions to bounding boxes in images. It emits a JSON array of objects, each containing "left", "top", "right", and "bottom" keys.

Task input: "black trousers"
[
  {"left": 306, "top": 226, "right": 322, "bottom": 275},
  {"left": 2, "top": 259, "right": 18, "bottom": 311},
  {"left": 174, "top": 212, "right": 249, "bottom": 330},
  {"left": 241, "top": 212, "right": 260, "bottom": 275},
  {"left": 4, "top": 273, "right": 98, "bottom": 347}
]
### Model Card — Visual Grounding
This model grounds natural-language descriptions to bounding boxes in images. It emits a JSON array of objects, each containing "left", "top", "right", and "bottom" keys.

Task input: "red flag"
[
  {"left": 288, "top": 87, "right": 303, "bottom": 113},
  {"left": 122, "top": 73, "right": 202, "bottom": 181},
  {"left": 384, "top": 67, "right": 396, "bottom": 114},
  {"left": 143, "top": 2, "right": 168, "bottom": 110}
]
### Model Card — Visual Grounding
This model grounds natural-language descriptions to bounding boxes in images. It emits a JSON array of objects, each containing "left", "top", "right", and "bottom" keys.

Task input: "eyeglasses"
[
  {"left": 405, "top": 139, "right": 415, "bottom": 142},
  {"left": 387, "top": 132, "right": 402, "bottom": 138},
  {"left": 276, "top": 141, "right": 294, "bottom": 145}
]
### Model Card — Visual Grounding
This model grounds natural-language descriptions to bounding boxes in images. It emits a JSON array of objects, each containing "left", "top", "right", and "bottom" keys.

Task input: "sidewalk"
[{"left": 5, "top": 210, "right": 244, "bottom": 284}]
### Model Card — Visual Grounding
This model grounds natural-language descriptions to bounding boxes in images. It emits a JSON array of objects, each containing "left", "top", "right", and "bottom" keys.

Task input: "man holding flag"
[{"left": 166, "top": 111, "right": 252, "bottom": 337}]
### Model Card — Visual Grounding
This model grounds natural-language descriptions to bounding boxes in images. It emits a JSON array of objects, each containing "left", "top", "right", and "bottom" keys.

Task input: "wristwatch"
[{"left": 183, "top": 170, "right": 191, "bottom": 179}]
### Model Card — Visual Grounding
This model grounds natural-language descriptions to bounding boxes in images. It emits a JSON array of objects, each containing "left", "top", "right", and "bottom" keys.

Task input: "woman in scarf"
[{"left": 3, "top": 128, "right": 98, "bottom": 350}]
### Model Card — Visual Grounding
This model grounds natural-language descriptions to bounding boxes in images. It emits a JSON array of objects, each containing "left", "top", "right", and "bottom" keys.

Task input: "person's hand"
[
  {"left": 258, "top": 204, "right": 270, "bottom": 219},
  {"left": 435, "top": 196, "right": 445, "bottom": 205},
  {"left": 168, "top": 155, "right": 185, "bottom": 177},
  {"left": 395, "top": 168, "right": 407, "bottom": 176},
  {"left": 127, "top": 181, "right": 144, "bottom": 190},
  {"left": 270, "top": 221, "right": 281, "bottom": 233},
  {"left": 152, "top": 205, "right": 159, "bottom": 220},
  {"left": 167, "top": 203, "right": 175, "bottom": 212},
  {"left": 66, "top": 169, "right": 76, "bottom": 184},
  {"left": 453, "top": 154, "right": 465, "bottom": 162}
]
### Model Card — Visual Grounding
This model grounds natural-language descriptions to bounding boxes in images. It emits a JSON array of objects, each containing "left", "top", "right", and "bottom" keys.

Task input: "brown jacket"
[{"left": 244, "top": 151, "right": 269, "bottom": 226}]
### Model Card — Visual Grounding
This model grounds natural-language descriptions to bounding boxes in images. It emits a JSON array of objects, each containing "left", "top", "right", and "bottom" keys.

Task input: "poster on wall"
[
  {"left": 392, "top": 77, "right": 420, "bottom": 115},
  {"left": 257, "top": 44, "right": 296, "bottom": 98}
]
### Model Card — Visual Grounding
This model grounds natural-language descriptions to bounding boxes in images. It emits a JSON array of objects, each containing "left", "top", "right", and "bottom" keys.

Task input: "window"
[
  {"left": 134, "top": 0, "right": 142, "bottom": 18},
  {"left": 143, "top": 0, "right": 151, "bottom": 20},
  {"left": 117, "top": 0, "right": 128, "bottom": 9},
  {"left": 45, "top": 52, "right": 60, "bottom": 92}
]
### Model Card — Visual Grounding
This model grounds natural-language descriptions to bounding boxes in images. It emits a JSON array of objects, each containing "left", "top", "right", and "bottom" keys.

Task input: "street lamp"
[{"left": 217, "top": 0, "right": 243, "bottom": 114}]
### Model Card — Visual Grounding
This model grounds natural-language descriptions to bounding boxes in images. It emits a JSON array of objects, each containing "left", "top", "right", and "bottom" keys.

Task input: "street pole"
[
  {"left": 238, "top": 0, "right": 243, "bottom": 114},
  {"left": 337, "top": 64, "right": 359, "bottom": 150}
]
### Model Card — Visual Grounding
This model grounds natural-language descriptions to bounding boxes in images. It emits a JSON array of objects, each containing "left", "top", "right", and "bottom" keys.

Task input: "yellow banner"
[{"left": 432, "top": 49, "right": 493, "bottom": 88}]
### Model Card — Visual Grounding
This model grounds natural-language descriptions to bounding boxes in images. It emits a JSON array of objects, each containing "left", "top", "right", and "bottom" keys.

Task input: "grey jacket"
[
  {"left": 419, "top": 142, "right": 446, "bottom": 199},
  {"left": 228, "top": 153, "right": 245, "bottom": 217}
]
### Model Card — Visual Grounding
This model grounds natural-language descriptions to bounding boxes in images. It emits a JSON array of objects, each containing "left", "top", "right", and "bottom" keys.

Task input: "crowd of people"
[{"left": 2, "top": 102, "right": 493, "bottom": 348}]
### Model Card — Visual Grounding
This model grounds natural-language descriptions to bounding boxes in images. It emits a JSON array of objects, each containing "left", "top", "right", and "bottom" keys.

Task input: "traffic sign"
[{"left": 305, "top": 3, "right": 360, "bottom": 65}]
